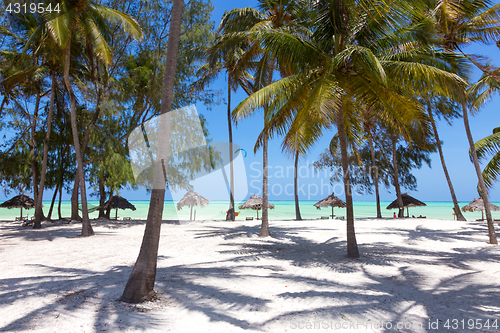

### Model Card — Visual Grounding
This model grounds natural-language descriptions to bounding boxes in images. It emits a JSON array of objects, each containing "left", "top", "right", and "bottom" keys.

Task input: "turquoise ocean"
[{"left": 2, "top": 200, "right": 500, "bottom": 221}]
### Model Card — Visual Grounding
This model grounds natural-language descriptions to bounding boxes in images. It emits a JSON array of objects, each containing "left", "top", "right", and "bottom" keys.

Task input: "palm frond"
[{"left": 90, "top": 4, "right": 144, "bottom": 41}]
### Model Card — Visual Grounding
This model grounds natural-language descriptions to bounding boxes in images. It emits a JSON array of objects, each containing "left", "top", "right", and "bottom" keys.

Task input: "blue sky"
[
  {"left": 193, "top": 0, "right": 500, "bottom": 203},
  {"left": 1, "top": 0, "right": 499, "bottom": 204}
]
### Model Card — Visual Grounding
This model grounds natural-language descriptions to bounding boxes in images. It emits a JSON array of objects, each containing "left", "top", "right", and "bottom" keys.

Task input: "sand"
[{"left": 1, "top": 217, "right": 500, "bottom": 332}]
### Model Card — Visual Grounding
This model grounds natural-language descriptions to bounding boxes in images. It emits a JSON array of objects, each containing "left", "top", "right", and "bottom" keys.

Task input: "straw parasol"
[
  {"left": 461, "top": 198, "right": 500, "bottom": 220},
  {"left": 313, "top": 193, "right": 346, "bottom": 218},
  {"left": 104, "top": 195, "right": 136, "bottom": 220},
  {"left": 238, "top": 194, "right": 275, "bottom": 219},
  {"left": 0, "top": 194, "right": 35, "bottom": 220},
  {"left": 176, "top": 190, "right": 209, "bottom": 221},
  {"left": 386, "top": 192, "right": 426, "bottom": 217}
]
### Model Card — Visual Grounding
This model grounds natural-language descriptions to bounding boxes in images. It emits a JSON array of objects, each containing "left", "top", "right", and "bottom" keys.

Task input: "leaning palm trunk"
[
  {"left": 461, "top": 102, "right": 498, "bottom": 244},
  {"left": 368, "top": 131, "right": 382, "bottom": 218},
  {"left": 226, "top": 80, "right": 235, "bottom": 221},
  {"left": 294, "top": 149, "right": 302, "bottom": 220},
  {"left": 47, "top": 184, "right": 58, "bottom": 220},
  {"left": 63, "top": 37, "right": 93, "bottom": 236},
  {"left": 427, "top": 105, "right": 466, "bottom": 221},
  {"left": 391, "top": 135, "right": 404, "bottom": 218},
  {"left": 33, "top": 72, "right": 56, "bottom": 228},
  {"left": 121, "top": 0, "right": 184, "bottom": 303},
  {"left": 337, "top": 103, "right": 359, "bottom": 258}
]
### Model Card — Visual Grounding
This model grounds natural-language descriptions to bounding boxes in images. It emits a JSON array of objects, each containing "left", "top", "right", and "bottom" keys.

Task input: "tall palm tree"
[
  {"left": 423, "top": 97, "right": 467, "bottom": 221},
  {"left": 425, "top": 0, "right": 500, "bottom": 243},
  {"left": 198, "top": 40, "right": 253, "bottom": 221},
  {"left": 45, "top": 0, "right": 142, "bottom": 236},
  {"left": 121, "top": 0, "right": 184, "bottom": 303},
  {"left": 220, "top": 0, "right": 307, "bottom": 236},
  {"left": 233, "top": 0, "right": 464, "bottom": 258},
  {"left": 363, "top": 112, "right": 383, "bottom": 218}
]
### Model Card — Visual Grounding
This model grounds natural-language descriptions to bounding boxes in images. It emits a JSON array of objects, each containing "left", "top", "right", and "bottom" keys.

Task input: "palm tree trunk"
[
  {"left": 259, "top": 128, "right": 270, "bottom": 237},
  {"left": 391, "top": 135, "right": 404, "bottom": 218},
  {"left": 70, "top": 178, "right": 81, "bottom": 220},
  {"left": 47, "top": 184, "right": 59, "bottom": 220},
  {"left": 427, "top": 104, "right": 466, "bottom": 221},
  {"left": 98, "top": 171, "right": 106, "bottom": 218},
  {"left": 226, "top": 78, "right": 235, "bottom": 221},
  {"left": 337, "top": 103, "right": 359, "bottom": 258},
  {"left": 0, "top": 95, "right": 7, "bottom": 119},
  {"left": 33, "top": 71, "right": 56, "bottom": 228},
  {"left": 63, "top": 36, "right": 93, "bottom": 236},
  {"left": 58, "top": 168, "right": 63, "bottom": 220},
  {"left": 461, "top": 102, "right": 498, "bottom": 244},
  {"left": 30, "top": 92, "right": 41, "bottom": 219},
  {"left": 294, "top": 149, "right": 302, "bottom": 220},
  {"left": 121, "top": 0, "right": 184, "bottom": 303},
  {"left": 368, "top": 131, "right": 381, "bottom": 218}
]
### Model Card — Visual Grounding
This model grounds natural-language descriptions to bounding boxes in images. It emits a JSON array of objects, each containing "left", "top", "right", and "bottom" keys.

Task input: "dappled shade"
[
  {"left": 176, "top": 190, "right": 209, "bottom": 221},
  {"left": 313, "top": 193, "right": 346, "bottom": 218},
  {"left": 386, "top": 192, "right": 426, "bottom": 217},
  {"left": 0, "top": 194, "right": 35, "bottom": 220},
  {"left": 461, "top": 198, "right": 500, "bottom": 220},
  {"left": 238, "top": 194, "right": 275, "bottom": 219},
  {"left": 104, "top": 195, "right": 136, "bottom": 220}
]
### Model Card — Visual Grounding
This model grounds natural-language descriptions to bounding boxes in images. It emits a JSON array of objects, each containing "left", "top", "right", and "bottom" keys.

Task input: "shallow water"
[{"left": 1, "top": 200, "right": 499, "bottom": 221}]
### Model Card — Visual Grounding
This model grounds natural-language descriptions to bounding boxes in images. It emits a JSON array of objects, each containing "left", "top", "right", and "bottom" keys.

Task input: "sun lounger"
[
  {"left": 15, "top": 216, "right": 28, "bottom": 221},
  {"left": 123, "top": 217, "right": 132, "bottom": 220},
  {"left": 321, "top": 216, "right": 329, "bottom": 219},
  {"left": 246, "top": 217, "right": 253, "bottom": 221},
  {"left": 335, "top": 216, "right": 344, "bottom": 219}
]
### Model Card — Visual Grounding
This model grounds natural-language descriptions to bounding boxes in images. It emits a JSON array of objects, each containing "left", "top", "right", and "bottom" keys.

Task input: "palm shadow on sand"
[{"left": 1, "top": 221, "right": 499, "bottom": 332}]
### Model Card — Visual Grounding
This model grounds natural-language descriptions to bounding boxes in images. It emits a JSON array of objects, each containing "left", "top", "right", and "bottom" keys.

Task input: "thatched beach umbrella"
[
  {"left": 104, "top": 195, "right": 136, "bottom": 220},
  {"left": 176, "top": 190, "right": 209, "bottom": 220},
  {"left": 313, "top": 193, "right": 346, "bottom": 218},
  {"left": 238, "top": 194, "right": 275, "bottom": 219},
  {"left": 0, "top": 194, "right": 35, "bottom": 220},
  {"left": 461, "top": 198, "right": 500, "bottom": 220},
  {"left": 386, "top": 192, "right": 426, "bottom": 217}
]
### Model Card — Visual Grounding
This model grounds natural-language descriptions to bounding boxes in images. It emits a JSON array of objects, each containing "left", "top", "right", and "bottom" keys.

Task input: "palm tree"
[
  {"left": 423, "top": 97, "right": 467, "bottom": 221},
  {"left": 45, "top": 0, "right": 142, "bottom": 236},
  {"left": 220, "top": 0, "right": 307, "bottom": 236},
  {"left": 198, "top": 40, "right": 253, "bottom": 221},
  {"left": 474, "top": 126, "right": 500, "bottom": 190},
  {"left": 427, "top": 0, "right": 500, "bottom": 82},
  {"left": 121, "top": 0, "right": 184, "bottom": 303},
  {"left": 233, "top": 0, "right": 464, "bottom": 258},
  {"left": 425, "top": 0, "right": 500, "bottom": 243},
  {"left": 470, "top": 71, "right": 500, "bottom": 192},
  {"left": 361, "top": 107, "right": 383, "bottom": 218}
]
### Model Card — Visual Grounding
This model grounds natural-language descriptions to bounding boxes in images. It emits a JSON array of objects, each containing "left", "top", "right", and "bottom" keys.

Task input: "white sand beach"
[{"left": 1, "top": 218, "right": 500, "bottom": 332}]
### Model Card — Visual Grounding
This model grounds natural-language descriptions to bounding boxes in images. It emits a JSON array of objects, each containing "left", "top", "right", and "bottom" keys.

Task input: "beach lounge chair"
[
  {"left": 321, "top": 216, "right": 329, "bottom": 219},
  {"left": 246, "top": 217, "right": 253, "bottom": 221}
]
